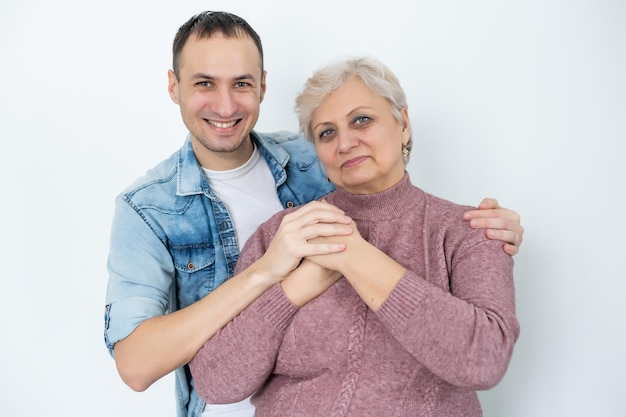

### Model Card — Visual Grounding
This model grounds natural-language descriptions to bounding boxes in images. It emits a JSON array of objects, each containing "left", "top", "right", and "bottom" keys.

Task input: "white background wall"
[{"left": 1, "top": 0, "right": 624, "bottom": 416}]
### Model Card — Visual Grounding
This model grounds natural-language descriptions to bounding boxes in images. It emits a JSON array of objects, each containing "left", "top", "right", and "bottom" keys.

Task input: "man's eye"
[
  {"left": 235, "top": 81, "right": 251, "bottom": 88},
  {"left": 196, "top": 81, "right": 211, "bottom": 87}
]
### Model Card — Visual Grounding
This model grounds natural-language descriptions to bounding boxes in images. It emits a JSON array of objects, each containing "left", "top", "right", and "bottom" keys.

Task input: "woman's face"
[{"left": 311, "top": 77, "right": 411, "bottom": 195}]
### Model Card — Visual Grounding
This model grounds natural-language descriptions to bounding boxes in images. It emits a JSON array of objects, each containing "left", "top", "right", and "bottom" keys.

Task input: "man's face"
[{"left": 168, "top": 33, "right": 266, "bottom": 170}]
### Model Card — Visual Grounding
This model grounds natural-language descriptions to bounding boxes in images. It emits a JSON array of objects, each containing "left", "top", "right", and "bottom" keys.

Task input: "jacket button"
[
  {"left": 286, "top": 201, "right": 294, "bottom": 208},
  {"left": 187, "top": 262, "right": 194, "bottom": 270}
]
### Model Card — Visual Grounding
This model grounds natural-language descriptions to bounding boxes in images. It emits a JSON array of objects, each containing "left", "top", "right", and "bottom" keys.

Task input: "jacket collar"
[{"left": 175, "top": 132, "right": 289, "bottom": 196}]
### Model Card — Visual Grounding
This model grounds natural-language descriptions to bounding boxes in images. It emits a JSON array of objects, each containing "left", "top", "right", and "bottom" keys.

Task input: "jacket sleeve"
[
  {"left": 104, "top": 196, "right": 174, "bottom": 356},
  {"left": 376, "top": 226, "right": 520, "bottom": 390},
  {"left": 189, "top": 219, "right": 299, "bottom": 404}
]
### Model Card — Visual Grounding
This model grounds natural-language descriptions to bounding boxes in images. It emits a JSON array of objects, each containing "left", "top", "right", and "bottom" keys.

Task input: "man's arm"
[
  {"left": 113, "top": 268, "right": 276, "bottom": 392},
  {"left": 464, "top": 198, "right": 524, "bottom": 256},
  {"left": 111, "top": 200, "right": 353, "bottom": 392}
]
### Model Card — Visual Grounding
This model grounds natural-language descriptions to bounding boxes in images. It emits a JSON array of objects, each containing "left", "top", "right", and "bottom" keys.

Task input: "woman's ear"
[{"left": 401, "top": 108, "right": 411, "bottom": 144}]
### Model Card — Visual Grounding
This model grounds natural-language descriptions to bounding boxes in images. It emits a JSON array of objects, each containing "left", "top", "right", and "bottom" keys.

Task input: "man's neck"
[{"left": 192, "top": 135, "right": 255, "bottom": 171}]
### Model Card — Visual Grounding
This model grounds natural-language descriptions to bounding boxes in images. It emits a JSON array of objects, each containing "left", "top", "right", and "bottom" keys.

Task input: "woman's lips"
[{"left": 341, "top": 156, "right": 367, "bottom": 168}]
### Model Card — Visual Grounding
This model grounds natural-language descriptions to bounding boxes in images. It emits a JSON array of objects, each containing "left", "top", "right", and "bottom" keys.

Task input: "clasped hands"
[{"left": 258, "top": 200, "right": 359, "bottom": 306}]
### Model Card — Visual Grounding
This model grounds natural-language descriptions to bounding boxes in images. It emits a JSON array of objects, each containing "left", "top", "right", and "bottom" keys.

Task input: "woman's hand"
[
  {"left": 280, "top": 260, "right": 343, "bottom": 307},
  {"left": 305, "top": 221, "right": 406, "bottom": 312}
]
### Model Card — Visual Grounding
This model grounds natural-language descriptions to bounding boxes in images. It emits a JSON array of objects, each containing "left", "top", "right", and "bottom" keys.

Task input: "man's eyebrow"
[
  {"left": 190, "top": 73, "right": 258, "bottom": 81},
  {"left": 233, "top": 73, "right": 258, "bottom": 82},
  {"left": 190, "top": 73, "right": 213, "bottom": 80}
]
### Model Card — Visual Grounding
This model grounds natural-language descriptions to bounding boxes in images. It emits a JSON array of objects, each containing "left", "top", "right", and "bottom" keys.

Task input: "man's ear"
[
  {"left": 259, "top": 70, "right": 267, "bottom": 103},
  {"left": 167, "top": 70, "right": 180, "bottom": 104}
]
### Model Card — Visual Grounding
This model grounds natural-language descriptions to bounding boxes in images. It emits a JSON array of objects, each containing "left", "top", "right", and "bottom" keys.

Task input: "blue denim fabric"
[{"left": 104, "top": 131, "right": 334, "bottom": 417}]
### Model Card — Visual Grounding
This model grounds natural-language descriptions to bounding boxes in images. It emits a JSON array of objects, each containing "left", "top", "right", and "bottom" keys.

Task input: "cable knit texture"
[{"left": 189, "top": 174, "right": 520, "bottom": 417}]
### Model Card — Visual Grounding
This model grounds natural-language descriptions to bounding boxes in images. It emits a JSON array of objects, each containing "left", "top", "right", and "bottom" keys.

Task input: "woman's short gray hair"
[{"left": 295, "top": 56, "right": 412, "bottom": 162}]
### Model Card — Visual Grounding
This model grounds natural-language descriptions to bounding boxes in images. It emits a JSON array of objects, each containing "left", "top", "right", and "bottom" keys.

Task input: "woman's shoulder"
[
  {"left": 417, "top": 188, "right": 489, "bottom": 245},
  {"left": 419, "top": 188, "right": 476, "bottom": 221}
]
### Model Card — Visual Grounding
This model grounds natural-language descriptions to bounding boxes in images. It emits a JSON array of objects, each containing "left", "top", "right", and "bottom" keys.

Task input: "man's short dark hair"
[{"left": 172, "top": 11, "right": 264, "bottom": 78}]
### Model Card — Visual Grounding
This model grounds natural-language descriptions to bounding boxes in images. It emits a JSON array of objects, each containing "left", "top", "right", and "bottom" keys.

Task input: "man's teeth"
[{"left": 209, "top": 120, "right": 237, "bottom": 128}]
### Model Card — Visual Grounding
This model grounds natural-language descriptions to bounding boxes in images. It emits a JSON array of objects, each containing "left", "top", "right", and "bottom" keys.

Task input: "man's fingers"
[
  {"left": 502, "top": 243, "right": 519, "bottom": 256},
  {"left": 464, "top": 208, "right": 520, "bottom": 222},
  {"left": 485, "top": 228, "right": 523, "bottom": 247},
  {"left": 477, "top": 197, "right": 501, "bottom": 210},
  {"left": 282, "top": 202, "right": 352, "bottom": 230},
  {"left": 289, "top": 200, "right": 347, "bottom": 219}
]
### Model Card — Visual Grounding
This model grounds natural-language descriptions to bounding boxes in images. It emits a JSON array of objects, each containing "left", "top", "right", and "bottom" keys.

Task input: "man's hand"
[
  {"left": 254, "top": 200, "right": 353, "bottom": 282},
  {"left": 305, "top": 220, "right": 363, "bottom": 273},
  {"left": 463, "top": 198, "right": 524, "bottom": 256}
]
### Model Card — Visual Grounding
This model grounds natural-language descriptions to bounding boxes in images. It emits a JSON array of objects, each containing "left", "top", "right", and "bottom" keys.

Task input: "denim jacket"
[{"left": 104, "top": 131, "right": 334, "bottom": 417}]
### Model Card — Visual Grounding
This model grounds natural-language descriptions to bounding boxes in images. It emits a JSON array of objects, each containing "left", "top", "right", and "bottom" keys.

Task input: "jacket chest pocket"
[{"left": 171, "top": 244, "right": 216, "bottom": 308}]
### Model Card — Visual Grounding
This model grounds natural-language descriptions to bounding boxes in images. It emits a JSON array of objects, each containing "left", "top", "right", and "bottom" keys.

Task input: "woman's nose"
[{"left": 337, "top": 130, "right": 358, "bottom": 152}]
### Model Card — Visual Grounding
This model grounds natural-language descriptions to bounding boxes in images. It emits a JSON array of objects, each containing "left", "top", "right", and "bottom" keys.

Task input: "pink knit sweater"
[{"left": 190, "top": 174, "right": 520, "bottom": 417}]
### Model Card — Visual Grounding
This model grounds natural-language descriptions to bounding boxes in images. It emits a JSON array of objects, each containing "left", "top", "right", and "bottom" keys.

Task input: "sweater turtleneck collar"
[{"left": 326, "top": 173, "right": 424, "bottom": 222}]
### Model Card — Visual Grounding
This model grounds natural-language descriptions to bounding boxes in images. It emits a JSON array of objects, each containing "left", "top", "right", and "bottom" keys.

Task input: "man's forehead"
[{"left": 179, "top": 33, "right": 262, "bottom": 69}]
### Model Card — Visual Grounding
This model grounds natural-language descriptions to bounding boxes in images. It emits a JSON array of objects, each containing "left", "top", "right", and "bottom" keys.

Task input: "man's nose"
[{"left": 213, "top": 87, "right": 237, "bottom": 117}]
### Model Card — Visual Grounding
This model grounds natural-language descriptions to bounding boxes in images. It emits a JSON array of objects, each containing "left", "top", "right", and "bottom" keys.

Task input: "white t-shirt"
[
  {"left": 200, "top": 145, "right": 283, "bottom": 416},
  {"left": 201, "top": 397, "right": 254, "bottom": 417},
  {"left": 202, "top": 144, "right": 284, "bottom": 251}
]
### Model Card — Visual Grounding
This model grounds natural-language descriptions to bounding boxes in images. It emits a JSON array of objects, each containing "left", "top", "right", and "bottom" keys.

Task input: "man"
[{"left": 104, "top": 11, "right": 524, "bottom": 417}]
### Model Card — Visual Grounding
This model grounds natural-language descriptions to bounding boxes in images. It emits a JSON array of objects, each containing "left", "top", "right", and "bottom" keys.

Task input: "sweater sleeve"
[
  {"left": 376, "top": 224, "right": 520, "bottom": 390},
  {"left": 189, "top": 217, "right": 299, "bottom": 404}
]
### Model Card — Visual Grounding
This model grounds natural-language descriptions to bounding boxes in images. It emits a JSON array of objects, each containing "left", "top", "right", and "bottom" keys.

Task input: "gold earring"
[{"left": 401, "top": 145, "right": 410, "bottom": 158}]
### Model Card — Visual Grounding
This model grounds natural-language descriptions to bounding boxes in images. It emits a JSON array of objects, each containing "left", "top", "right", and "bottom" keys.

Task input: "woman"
[{"left": 190, "top": 57, "right": 520, "bottom": 417}]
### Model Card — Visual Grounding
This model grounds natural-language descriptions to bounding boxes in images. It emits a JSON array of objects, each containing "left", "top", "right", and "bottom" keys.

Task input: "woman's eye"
[
  {"left": 354, "top": 116, "right": 371, "bottom": 125},
  {"left": 318, "top": 129, "right": 335, "bottom": 140}
]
